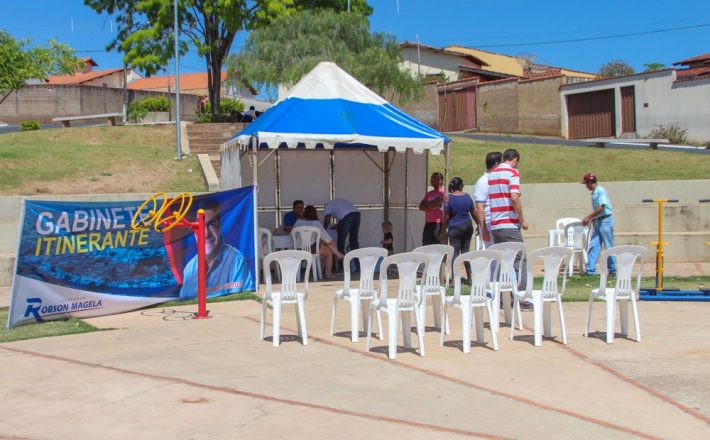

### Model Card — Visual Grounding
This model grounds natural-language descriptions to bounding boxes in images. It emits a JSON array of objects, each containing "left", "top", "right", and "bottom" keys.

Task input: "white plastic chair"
[
  {"left": 510, "top": 247, "right": 573, "bottom": 347},
  {"left": 257, "top": 227, "right": 278, "bottom": 282},
  {"left": 260, "top": 250, "right": 312, "bottom": 348},
  {"left": 413, "top": 244, "right": 454, "bottom": 332},
  {"left": 291, "top": 226, "right": 322, "bottom": 282},
  {"left": 441, "top": 250, "right": 501, "bottom": 353},
  {"left": 330, "top": 247, "right": 388, "bottom": 342},
  {"left": 487, "top": 242, "right": 525, "bottom": 332},
  {"left": 562, "top": 221, "right": 589, "bottom": 275},
  {"left": 585, "top": 245, "right": 646, "bottom": 344},
  {"left": 553, "top": 217, "right": 581, "bottom": 246},
  {"left": 366, "top": 252, "right": 430, "bottom": 359}
]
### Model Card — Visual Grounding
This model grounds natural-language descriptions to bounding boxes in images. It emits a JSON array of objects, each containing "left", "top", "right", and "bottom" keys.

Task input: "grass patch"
[
  {"left": 430, "top": 136, "right": 710, "bottom": 184},
  {"left": 0, "top": 308, "right": 102, "bottom": 343},
  {"left": 0, "top": 125, "right": 207, "bottom": 195}
]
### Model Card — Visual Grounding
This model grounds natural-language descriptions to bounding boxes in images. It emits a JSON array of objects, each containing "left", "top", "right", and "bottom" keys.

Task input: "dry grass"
[{"left": 0, "top": 125, "right": 206, "bottom": 195}]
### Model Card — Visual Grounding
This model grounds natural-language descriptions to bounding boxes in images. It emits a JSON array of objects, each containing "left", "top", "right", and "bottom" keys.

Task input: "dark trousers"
[
  {"left": 492, "top": 227, "right": 527, "bottom": 289},
  {"left": 447, "top": 221, "right": 474, "bottom": 281},
  {"left": 422, "top": 222, "right": 442, "bottom": 245},
  {"left": 337, "top": 212, "right": 361, "bottom": 270}
]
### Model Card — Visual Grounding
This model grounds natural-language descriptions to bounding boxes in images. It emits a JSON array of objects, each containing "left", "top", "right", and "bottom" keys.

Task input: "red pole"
[{"left": 195, "top": 209, "right": 209, "bottom": 318}]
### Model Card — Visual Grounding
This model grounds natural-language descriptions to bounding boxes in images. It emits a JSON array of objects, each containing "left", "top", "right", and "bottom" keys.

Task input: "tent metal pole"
[
  {"left": 404, "top": 149, "right": 409, "bottom": 251},
  {"left": 275, "top": 150, "right": 281, "bottom": 227},
  {"left": 329, "top": 150, "right": 335, "bottom": 200},
  {"left": 251, "top": 136, "right": 259, "bottom": 292},
  {"left": 444, "top": 142, "right": 451, "bottom": 188},
  {"left": 383, "top": 151, "right": 390, "bottom": 223}
]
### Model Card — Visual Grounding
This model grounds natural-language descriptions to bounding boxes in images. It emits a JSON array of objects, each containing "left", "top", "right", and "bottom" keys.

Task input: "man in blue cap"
[{"left": 582, "top": 173, "right": 616, "bottom": 275}]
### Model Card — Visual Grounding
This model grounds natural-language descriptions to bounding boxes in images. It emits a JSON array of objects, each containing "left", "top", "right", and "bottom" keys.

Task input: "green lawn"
[
  {"left": 430, "top": 136, "right": 710, "bottom": 184},
  {"left": 0, "top": 125, "right": 206, "bottom": 195}
]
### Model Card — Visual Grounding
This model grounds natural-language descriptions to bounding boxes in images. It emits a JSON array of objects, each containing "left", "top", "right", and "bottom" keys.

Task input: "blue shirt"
[
  {"left": 179, "top": 243, "right": 253, "bottom": 300},
  {"left": 446, "top": 193, "right": 475, "bottom": 228},
  {"left": 591, "top": 185, "right": 613, "bottom": 219},
  {"left": 283, "top": 211, "right": 297, "bottom": 228}
]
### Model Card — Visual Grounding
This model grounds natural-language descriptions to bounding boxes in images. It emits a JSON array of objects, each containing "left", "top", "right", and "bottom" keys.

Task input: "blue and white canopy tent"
[{"left": 221, "top": 61, "right": 450, "bottom": 252}]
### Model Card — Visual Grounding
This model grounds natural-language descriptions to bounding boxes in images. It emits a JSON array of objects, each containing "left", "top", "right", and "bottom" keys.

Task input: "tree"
[
  {"left": 84, "top": 0, "right": 370, "bottom": 119},
  {"left": 643, "top": 62, "right": 665, "bottom": 72},
  {"left": 597, "top": 59, "right": 635, "bottom": 78},
  {"left": 0, "top": 29, "right": 80, "bottom": 105},
  {"left": 228, "top": 9, "right": 421, "bottom": 103}
]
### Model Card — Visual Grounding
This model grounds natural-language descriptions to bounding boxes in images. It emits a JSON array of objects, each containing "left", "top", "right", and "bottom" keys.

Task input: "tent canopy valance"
[{"left": 222, "top": 61, "right": 449, "bottom": 155}]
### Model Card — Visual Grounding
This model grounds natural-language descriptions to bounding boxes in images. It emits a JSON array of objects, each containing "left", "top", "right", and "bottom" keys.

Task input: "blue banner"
[{"left": 7, "top": 187, "right": 256, "bottom": 328}]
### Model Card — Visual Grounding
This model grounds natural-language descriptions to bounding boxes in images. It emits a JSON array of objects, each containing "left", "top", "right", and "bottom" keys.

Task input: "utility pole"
[{"left": 174, "top": 0, "right": 182, "bottom": 160}]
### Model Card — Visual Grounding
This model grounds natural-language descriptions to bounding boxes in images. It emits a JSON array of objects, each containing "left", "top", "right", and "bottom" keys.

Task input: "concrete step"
[
  {"left": 186, "top": 132, "right": 237, "bottom": 141},
  {"left": 188, "top": 139, "right": 233, "bottom": 147},
  {"left": 0, "top": 254, "right": 15, "bottom": 287},
  {"left": 0, "top": 224, "right": 19, "bottom": 254}
]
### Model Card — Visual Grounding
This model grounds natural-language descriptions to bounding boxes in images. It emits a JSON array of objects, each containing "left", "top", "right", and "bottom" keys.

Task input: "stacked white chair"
[
  {"left": 585, "top": 245, "right": 646, "bottom": 344},
  {"left": 366, "top": 252, "right": 430, "bottom": 360},
  {"left": 487, "top": 242, "right": 525, "bottom": 331},
  {"left": 510, "top": 247, "right": 573, "bottom": 347},
  {"left": 562, "top": 221, "right": 589, "bottom": 275},
  {"left": 413, "top": 244, "right": 454, "bottom": 332},
  {"left": 260, "top": 250, "right": 312, "bottom": 348},
  {"left": 553, "top": 217, "right": 581, "bottom": 246},
  {"left": 257, "top": 227, "right": 275, "bottom": 282},
  {"left": 330, "top": 247, "right": 388, "bottom": 343},
  {"left": 291, "top": 225, "right": 322, "bottom": 282},
  {"left": 441, "top": 250, "right": 501, "bottom": 353}
]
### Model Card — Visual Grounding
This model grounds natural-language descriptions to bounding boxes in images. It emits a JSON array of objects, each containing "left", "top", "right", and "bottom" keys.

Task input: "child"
[{"left": 380, "top": 221, "right": 394, "bottom": 255}]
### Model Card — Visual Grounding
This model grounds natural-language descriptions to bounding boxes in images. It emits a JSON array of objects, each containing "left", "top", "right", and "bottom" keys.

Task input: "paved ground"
[{"left": 1, "top": 274, "right": 709, "bottom": 439}]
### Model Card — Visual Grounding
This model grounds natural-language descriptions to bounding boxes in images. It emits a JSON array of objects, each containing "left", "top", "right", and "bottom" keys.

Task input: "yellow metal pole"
[{"left": 645, "top": 198, "right": 675, "bottom": 291}]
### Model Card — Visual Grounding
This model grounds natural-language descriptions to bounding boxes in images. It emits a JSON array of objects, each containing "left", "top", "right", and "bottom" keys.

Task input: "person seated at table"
[
  {"left": 278, "top": 200, "right": 304, "bottom": 234},
  {"left": 294, "top": 205, "right": 345, "bottom": 279}
]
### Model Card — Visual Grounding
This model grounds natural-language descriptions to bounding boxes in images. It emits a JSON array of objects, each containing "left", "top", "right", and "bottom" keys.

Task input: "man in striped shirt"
[{"left": 489, "top": 148, "right": 529, "bottom": 288}]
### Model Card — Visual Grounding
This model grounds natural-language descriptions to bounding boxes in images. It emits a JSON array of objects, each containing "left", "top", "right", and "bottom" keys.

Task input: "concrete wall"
[
  {"left": 400, "top": 47, "right": 462, "bottom": 81},
  {"left": 518, "top": 76, "right": 564, "bottom": 136},
  {"left": 560, "top": 70, "right": 710, "bottom": 142},
  {"left": 0, "top": 85, "right": 201, "bottom": 124},
  {"left": 477, "top": 79, "right": 519, "bottom": 134}
]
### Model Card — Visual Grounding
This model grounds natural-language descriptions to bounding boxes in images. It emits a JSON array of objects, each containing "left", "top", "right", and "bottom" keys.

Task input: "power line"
[{"left": 473, "top": 22, "right": 710, "bottom": 48}]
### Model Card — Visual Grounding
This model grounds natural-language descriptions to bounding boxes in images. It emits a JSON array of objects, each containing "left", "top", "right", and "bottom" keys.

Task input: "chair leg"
[
  {"left": 510, "top": 298, "right": 518, "bottom": 341},
  {"left": 272, "top": 300, "right": 281, "bottom": 348},
  {"left": 388, "top": 307, "right": 398, "bottom": 359},
  {"left": 365, "top": 308, "right": 373, "bottom": 352},
  {"left": 556, "top": 298, "right": 567, "bottom": 345},
  {"left": 401, "top": 310, "right": 412, "bottom": 349},
  {"left": 486, "top": 301, "right": 499, "bottom": 351},
  {"left": 606, "top": 296, "right": 615, "bottom": 344},
  {"left": 543, "top": 301, "right": 552, "bottom": 338},
  {"left": 630, "top": 294, "right": 641, "bottom": 342},
  {"left": 533, "top": 294, "right": 543, "bottom": 347},
  {"left": 329, "top": 296, "right": 338, "bottom": 337},
  {"left": 474, "top": 306, "right": 484, "bottom": 343},
  {"left": 416, "top": 307, "right": 426, "bottom": 357},
  {"left": 491, "top": 289, "right": 500, "bottom": 332},
  {"left": 584, "top": 295, "right": 594, "bottom": 337},
  {"left": 376, "top": 310, "right": 384, "bottom": 340},
  {"left": 260, "top": 300, "right": 267, "bottom": 340},
  {"left": 462, "top": 303, "right": 472, "bottom": 353},
  {"left": 297, "top": 296, "right": 308, "bottom": 346},
  {"left": 619, "top": 299, "right": 629, "bottom": 337},
  {"left": 440, "top": 304, "right": 449, "bottom": 347},
  {"left": 350, "top": 296, "right": 360, "bottom": 343}
]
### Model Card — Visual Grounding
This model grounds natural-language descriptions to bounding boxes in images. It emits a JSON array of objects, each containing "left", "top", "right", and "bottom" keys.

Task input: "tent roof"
[{"left": 222, "top": 62, "right": 449, "bottom": 155}]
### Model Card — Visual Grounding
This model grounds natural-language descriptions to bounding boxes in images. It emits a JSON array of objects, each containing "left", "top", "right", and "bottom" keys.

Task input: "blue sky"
[{"left": 2, "top": 0, "right": 709, "bottom": 76}]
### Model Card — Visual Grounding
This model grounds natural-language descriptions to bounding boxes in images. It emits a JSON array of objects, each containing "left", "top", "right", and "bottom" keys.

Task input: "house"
[
  {"left": 45, "top": 58, "right": 142, "bottom": 88},
  {"left": 128, "top": 72, "right": 256, "bottom": 99},
  {"left": 560, "top": 53, "right": 710, "bottom": 141}
]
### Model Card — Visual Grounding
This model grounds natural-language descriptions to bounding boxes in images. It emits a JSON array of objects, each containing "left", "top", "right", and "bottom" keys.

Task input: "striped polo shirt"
[{"left": 488, "top": 163, "right": 521, "bottom": 230}]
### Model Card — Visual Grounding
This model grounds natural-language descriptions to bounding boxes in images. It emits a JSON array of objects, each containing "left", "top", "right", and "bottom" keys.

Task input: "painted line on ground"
[
  {"left": 245, "top": 316, "right": 663, "bottom": 440},
  {"left": 0, "top": 344, "right": 506, "bottom": 440}
]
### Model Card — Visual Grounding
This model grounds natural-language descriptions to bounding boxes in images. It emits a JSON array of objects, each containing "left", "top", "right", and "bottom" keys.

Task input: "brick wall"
[
  {"left": 477, "top": 79, "right": 519, "bottom": 134},
  {"left": 390, "top": 82, "right": 440, "bottom": 129},
  {"left": 0, "top": 84, "right": 201, "bottom": 124},
  {"left": 518, "top": 76, "right": 564, "bottom": 136}
]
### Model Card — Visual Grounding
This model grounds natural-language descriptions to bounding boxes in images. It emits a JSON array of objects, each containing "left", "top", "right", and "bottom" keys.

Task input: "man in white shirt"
[
  {"left": 473, "top": 151, "right": 502, "bottom": 249},
  {"left": 324, "top": 198, "right": 361, "bottom": 270}
]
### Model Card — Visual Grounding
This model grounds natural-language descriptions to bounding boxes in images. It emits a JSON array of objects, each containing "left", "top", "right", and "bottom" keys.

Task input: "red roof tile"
[
  {"left": 676, "top": 66, "right": 710, "bottom": 79},
  {"left": 673, "top": 52, "right": 710, "bottom": 66},
  {"left": 128, "top": 72, "right": 227, "bottom": 91},
  {"left": 46, "top": 68, "right": 124, "bottom": 85}
]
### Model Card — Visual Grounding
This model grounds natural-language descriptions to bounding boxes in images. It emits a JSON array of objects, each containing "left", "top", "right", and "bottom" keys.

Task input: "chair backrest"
[
  {"left": 525, "top": 247, "right": 573, "bottom": 299},
  {"left": 452, "top": 250, "right": 501, "bottom": 306},
  {"left": 563, "top": 221, "right": 587, "bottom": 250},
  {"left": 556, "top": 217, "right": 581, "bottom": 230},
  {"left": 599, "top": 245, "right": 646, "bottom": 299},
  {"left": 263, "top": 250, "right": 312, "bottom": 301},
  {"left": 257, "top": 227, "right": 272, "bottom": 258},
  {"left": 291, "top": 226, "right": 321, "bottom": 255},
  {"left": 412, "top": 244, "right": 454, "bottom": 293},
  {"left": 378, "top": 252, "right": 430, "bottom": 309},
  {"left": 487, "top": 242, "right": 525, "bottom": 290},
  {"left": 342, "top": 247, "right": 389, "bottom": 297}
]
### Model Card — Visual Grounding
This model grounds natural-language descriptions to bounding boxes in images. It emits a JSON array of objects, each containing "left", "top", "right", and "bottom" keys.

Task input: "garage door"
[{"left": 567, "top": 89, "right": 615, "bottom": 139}]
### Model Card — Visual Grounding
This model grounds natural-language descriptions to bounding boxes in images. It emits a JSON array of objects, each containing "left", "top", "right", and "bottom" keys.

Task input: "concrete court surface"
[{"left": 1, "top": 277, "right": 709, "bottom": 440}]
